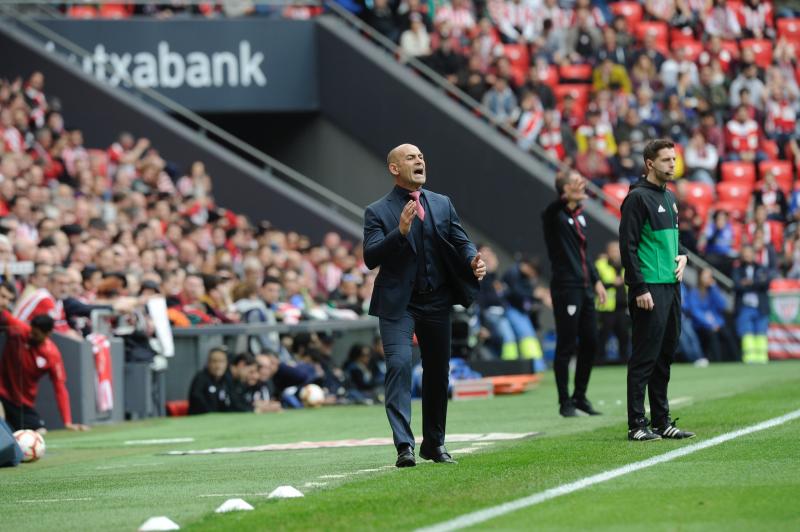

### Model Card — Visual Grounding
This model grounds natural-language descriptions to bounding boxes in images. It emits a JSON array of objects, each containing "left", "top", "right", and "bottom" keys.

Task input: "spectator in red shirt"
[
  {"left": 0, "top": 281, "right": 88, "bottom": 433},
  {"left": 725, "top": 105, "right": 767, "bottom": 162}
]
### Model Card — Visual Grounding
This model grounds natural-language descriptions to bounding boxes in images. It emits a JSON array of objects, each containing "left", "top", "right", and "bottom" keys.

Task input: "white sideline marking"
[
  {"left": 355, "top": 468, "right": 384, "bottom": 473},
  {"left": 303, "top": 482, "right": 329, "bottom": 488},
  {"left": 96, "top": 462, "right": 164, "bottom": 470},
  {"left": 318, "top": 474, "right": 348, "bottom": 479},
  {"left": 125, "top": 438, "right": 194, "bottom": 445},
  {"left": 416, "top": 408, "right": 800, "bottom": 532},
  {"left": 18, "top": 498, "right": 92, "bottom": 503}
]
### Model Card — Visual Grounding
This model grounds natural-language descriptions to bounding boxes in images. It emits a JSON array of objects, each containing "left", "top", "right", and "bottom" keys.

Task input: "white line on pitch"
[
  {"left": 416, "top": 408, "right": 800, "bottom": 532},
  {"left": 303, "top": 482, "right": 329, "bottom": 488},
  {"left": 124, "top": 437, "right": 195, "bottom": 445},
  {"left": 199, "top": 493, "right": 251, "bottom": 498},
  {"left": 18, "top": 498, "right": 93, "bottom": 503},
  {"left": 318, "top": 474, "right": 348, "bottom": 479},
  {"left": 96, "top": 462, "right": 164, "bottom": 470}
]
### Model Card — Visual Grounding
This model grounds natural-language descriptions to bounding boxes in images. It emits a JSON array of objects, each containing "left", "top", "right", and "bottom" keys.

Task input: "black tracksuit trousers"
[
  {"left": 552, "top": 286, "right": 597, "bottom": 405},
  {"left": 627, "top": 283, "right": 681, "bottom": 429}
]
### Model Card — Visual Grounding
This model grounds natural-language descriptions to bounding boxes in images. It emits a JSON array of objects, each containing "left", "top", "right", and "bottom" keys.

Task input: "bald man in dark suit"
[{"left": 363, "top": 144, "right": 485, "bottom": 467}]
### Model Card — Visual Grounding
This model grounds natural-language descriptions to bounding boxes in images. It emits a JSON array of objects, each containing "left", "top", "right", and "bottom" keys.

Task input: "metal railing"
[
  {"left": 0, "top": 3, "right": 364, "bottom": 224},
  {"left": 170, "top": 316, "right": 378, "bottom": 337}
]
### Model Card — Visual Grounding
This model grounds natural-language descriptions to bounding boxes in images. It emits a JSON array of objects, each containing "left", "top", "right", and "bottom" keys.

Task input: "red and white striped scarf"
[{"left": 87, "top": 333, "right": 114, "bottom": 412}]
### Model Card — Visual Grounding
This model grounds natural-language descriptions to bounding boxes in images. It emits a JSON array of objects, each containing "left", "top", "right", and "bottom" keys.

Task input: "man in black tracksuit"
[
  {"left": 542, "top": 171, "right": 607, "bottom": 417},
  {"left": 619, "top": 139, "right": 695, "bottom": 441}
]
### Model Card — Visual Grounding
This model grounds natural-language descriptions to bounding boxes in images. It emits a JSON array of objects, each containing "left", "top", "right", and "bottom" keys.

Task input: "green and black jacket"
[{"left": 619, "top": 179, "right": 687, "bottom": 297}]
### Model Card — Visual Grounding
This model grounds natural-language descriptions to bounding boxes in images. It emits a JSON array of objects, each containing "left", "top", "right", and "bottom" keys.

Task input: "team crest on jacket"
[
  {"left": 36, "top": 356, "right": 47, "bottom": 369},
  {"left": 567, "top": 305, "right": 577, "bottom": 316}
]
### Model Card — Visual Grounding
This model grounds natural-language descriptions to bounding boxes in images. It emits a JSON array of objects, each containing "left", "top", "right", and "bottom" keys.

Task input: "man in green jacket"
[{"left": 619, "top": 139, "right": 695, "bottom": 442}]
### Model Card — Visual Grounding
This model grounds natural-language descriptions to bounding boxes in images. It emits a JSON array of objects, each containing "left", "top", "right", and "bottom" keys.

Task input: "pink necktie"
[{"left": 409, "top": 190, "right": 425, "bottom": 221}]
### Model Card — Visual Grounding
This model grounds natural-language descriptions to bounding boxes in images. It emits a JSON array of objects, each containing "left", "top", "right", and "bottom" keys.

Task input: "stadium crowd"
[{"left": 6, "top": 0, "right": 796, "bottom": 419}]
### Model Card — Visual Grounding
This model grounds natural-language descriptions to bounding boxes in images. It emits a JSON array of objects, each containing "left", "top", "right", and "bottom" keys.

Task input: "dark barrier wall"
[
  {"left": 36, "top": 19, "right": 318, "bottom": 113},
  {"left": 316, "top": 16, "right": 619, "bottom": 259},
  {"left": 0, "top": 22, "right": 361, "bottom": 242}
]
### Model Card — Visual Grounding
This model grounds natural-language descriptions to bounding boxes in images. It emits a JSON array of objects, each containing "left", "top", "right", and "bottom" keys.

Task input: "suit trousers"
[
  {"left": 379, "top": 287, "right": 452, "bottom": 452},
  {"left": 552, "top": 286, "right": 598, "bottom": 405},
  {"left": 627, "top": 283, "right": 681, "bottom": 429}
]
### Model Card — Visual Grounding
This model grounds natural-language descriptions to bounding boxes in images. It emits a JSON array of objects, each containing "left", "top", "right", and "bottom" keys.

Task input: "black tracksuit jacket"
[{"left": 542, "top": 199, "right": 600, "bottom": 290}]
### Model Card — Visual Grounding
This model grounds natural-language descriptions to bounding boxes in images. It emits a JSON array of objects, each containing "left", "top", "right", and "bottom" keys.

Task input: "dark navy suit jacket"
[{"left": 363, "top": 187, "right": 479, "bottom": 319}]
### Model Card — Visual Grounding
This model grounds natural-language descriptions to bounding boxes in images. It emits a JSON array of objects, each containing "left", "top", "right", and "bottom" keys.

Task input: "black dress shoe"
[
  {"left": 573, "top": 397, "right": 602, "bottom": 416},
  {"left": 559, "top": 400, "right": 578, "bottom": 417},
  {"left": 396, "top": 446, "right": 416, "bottom": 468},
  {"left": 419, "top": 445, "right": 457, "bottom": 464}
]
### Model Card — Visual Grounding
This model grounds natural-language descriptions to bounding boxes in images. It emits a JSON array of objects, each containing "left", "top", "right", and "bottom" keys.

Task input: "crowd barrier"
[{"left": 768, "top": 279, "right": 800, "bottom": 360}]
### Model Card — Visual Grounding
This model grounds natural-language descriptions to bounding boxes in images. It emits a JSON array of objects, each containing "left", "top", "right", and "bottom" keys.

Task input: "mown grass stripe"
[{"left": 417, "top": 408, "right": 800, "bottom": 532}]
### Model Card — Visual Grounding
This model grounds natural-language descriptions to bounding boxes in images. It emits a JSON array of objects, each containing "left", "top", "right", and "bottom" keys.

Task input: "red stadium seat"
[
  {"left": 777, "top": 18, "right": 800, "bottom": 44},
  {"left": 761, "top": 138, "right": 780, "bottom": 160},
  {"left": 683, "top": 181, "right": 715, "bottom": 209},
  {"left": 716, "top": 183, "right": 753, "bottom": 221},
  {"left": 675, "top": 40, "right": 704, "bottom": 62},
  {"left": 740, "top": 39, "right": 773, "bottom": 69},
  {"left": 720, "top": 40, "right": 741, "bottom": 60},
  {"left": 554, "top": 84, "right": 591, "bottom": 108},
  {"left": 504, "top": 44, "right": 530, "bottom": 73},
  {"left": 635, "top": 21, "right": 669, "bottom": 50},
  {"left": 670, "top": 27, "right": 696, "bottom": 45},
  {"left": 98, "top": 3, "right": 132, "bottom": 19},
  {"left": 609, "top": 2, "right": 643, "bottom": 27},
  {"left": 602, "top": 183, "right": 629, "bottom": 218},
  {"left": 559, "top": 63, "right": 593, "bottom": 83},
  {"left": 535, "top": 65, "right": 559, "bottom": 88},
  {"left": 759, "top": 160, "right": 793, "bottom": 181},
  {"left": 67, "top": 5, "right": 97, "bottom": 18},
  {"left": 717, "top": 181, "right": 753, "bottom": 202},
  {"left": 166, "top": 400, "right": 189, "bottom": 417},
  {"left": 504, "top": 44, "right": 530, "bottom": 87},
  {"left": 720, "top": 161, "right": 757, "bottom": 184}
]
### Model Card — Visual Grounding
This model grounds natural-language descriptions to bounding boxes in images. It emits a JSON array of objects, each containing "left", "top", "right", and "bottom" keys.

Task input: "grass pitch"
[{"left": 2, "top": 362, "right": 799, "bottom": 531}]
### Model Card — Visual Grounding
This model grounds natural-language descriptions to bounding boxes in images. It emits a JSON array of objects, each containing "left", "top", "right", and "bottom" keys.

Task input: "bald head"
[
  {"left": 387, "top": 144, "right": 417, "bottom": 166},
  {"left": 387, "top": 144, "right": 426, "bottom": 190}
]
